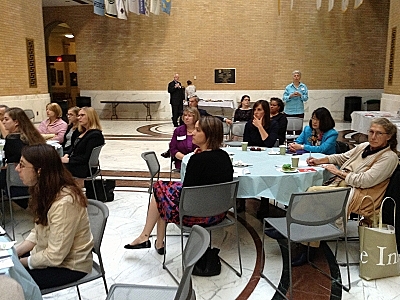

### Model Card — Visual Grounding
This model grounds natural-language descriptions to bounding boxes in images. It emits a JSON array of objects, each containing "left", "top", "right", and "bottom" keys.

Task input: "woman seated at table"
[
  {"left": 16, "top": 144, "right": 93, "bottom": 289},
  {"left": 269, "top": 97, "right": 288, "bottom": 145},
  {"left": 234, "top": 95, "right": 252, "bottom": 122},
  {"left": 243, "top": 100, "right": 279, "bottom": 147},
  {"left": 124, "top": 116, "right": 233, "bottom": 253},
  {"left": 62, "top": 106, "right": 80, "bottom": 155},
  {"left": 288, "top": 107, "right": 337, "bottom": 155},
  {"left": 170, "top": 107, "right": 200, "bottom": 170},
  {"left": 267, "top": 118, "right": 399, "bottom": 266},
  {"left": 61, "top": 107, "right": 105, "bottom": 178},
  {"left": 38, "top": 103, "right": 68, "bottom": 144},
  {"left": 1, "top": 107, "right": 45, "bottom": 207}
]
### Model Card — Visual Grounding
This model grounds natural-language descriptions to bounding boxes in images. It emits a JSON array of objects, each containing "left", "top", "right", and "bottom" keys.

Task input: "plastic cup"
[
  {"left": 241, "top": 142, "right": 248, "bottom": 151},
  {"left": 291, "top": 156, "right": 299, "bottom": 168},
  {"left": 279, "top": 145, "right": 286, "bottom": 155}
]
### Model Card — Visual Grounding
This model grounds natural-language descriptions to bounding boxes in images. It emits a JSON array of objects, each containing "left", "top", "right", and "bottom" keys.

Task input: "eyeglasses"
[
  {"left": 77, "top": 114, "right": 86, "bottom": 117},
  {"left": 367, "top": 130, "right": 388, "bottom": 137},
  {"left": 66, "top": 113, "right": 75, "bottom": 116},
  {"left": 18, "top": 162, "right": 34, "bottom": 169}
]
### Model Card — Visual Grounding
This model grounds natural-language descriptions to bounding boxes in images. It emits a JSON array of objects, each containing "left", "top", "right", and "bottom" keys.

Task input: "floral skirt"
[{"left": 153, "top": 180, "right": 226, "bottom": 227}]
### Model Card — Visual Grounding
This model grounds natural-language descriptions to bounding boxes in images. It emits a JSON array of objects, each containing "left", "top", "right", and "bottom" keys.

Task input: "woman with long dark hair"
[
  {"left": 15, "top": 144, "right": 93, "bottom": 289},
  {"left": 243, "top": 100, "right": 279, "bottom": 147}
]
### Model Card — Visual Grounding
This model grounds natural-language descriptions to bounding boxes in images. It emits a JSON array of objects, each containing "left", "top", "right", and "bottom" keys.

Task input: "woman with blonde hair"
[
  {"left": 61, "top": 107, "right": 104, "bottom": 178},
  {"left": 169, "top": 107, "right": 200, "bottom": 170},
  {"left": 38, "top": 103, "right": 68, "bottom": 143}
]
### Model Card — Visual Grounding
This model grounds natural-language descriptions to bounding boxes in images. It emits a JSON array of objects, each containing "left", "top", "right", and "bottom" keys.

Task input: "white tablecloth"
[
  {"left": 181, "top": 148, "right": 329, "bottom": 205},
  {"left": 350, "top": 111, "right": 400, "bottom": 150},
  {"left": 0, "top": 236, "right": 43, "bottom": 300}
]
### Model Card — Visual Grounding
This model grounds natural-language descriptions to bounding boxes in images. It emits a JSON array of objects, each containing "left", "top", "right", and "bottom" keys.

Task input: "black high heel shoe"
[
  {"left": 124, "top": 240, "right": 151, "bottom": 249},
  {"left": 154, "top": 240, "right": 165, "bottom": 255}
]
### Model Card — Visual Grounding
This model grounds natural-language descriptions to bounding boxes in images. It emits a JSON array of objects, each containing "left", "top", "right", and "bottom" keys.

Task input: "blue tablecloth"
[
  {"left": 0, "top": 236, "right": 42, "bottom": 300},
  {"left": 181, "top": 148, "right": 330, "bottom": 205}
]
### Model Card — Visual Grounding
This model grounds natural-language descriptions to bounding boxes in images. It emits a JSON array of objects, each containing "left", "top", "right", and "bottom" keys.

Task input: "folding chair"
[
  {"left": 285, "top": 117, "right": 303, "bottom": 143},
  {"left": 141, "top": 151, "right": 160, "bottom": 208},
  {"left": 1, "top": 163, "right": 30, "bottom": 240},
  {"left": 261, "top": 188, "right": 351, "bottom": 300},
  {"left": 106, "top": 225, "right": 209, "bottom": 300},
  {"left": 163, "top": 180, "right": 241, "bottom": 283},
  {"left": 41, "top": 199, "right": 109, "bottom": 299},
  {"left": 225, "top": 122, "right": 246, "bottom": 147},
  {"left": 83, "top": 144, "right": 106, "bottom": 201}
]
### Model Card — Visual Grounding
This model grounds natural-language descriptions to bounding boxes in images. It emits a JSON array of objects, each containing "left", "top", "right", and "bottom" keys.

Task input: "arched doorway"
[{"left": 44, "top": 22, "right": 78, "bottom": 121}]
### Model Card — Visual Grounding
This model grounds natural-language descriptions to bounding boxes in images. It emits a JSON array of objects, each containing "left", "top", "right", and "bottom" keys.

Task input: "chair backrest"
[
  {"left": 222, "top": 122, "right": 231, "bottom": 136},
  {"left": 174, "top": 225, "right": 210, "bottom": 300},
  {"left": 88, "top": 145, "right": 104, "bottom": 172},
  {"left": 286, "top": 117, "right": 303, "bottom": 132},
  {"left": 179, "top": 181, "right": 239, "bottom": 222},
  {"left": 141, "top": 151, "right": 160, "bottom": 193},
  {"left": 24, "top": 109, "right": 35, "bottom": 122},
  {"left": 87, "top": 199, "right": 109, "bottom": 255},
  {"left": 286, "top": 188, "right": 351, "bottom": 234},
  {"left": 231, "top": 122, "right": 246, "bottom": 137},
  {"left": 335, "top": 141, "right": 350, "bottom": 154},
  {"left": 6, "top": 163, "right": 26, "bottom": 189}
]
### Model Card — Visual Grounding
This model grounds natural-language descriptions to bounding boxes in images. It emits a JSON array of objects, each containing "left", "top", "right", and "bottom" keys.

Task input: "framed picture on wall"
[{"left": 214, "top": 68, "right": 236, "bottom": 84}]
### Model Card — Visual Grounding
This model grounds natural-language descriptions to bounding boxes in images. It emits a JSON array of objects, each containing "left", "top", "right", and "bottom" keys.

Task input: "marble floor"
[{"left": 6, "top": 119, "right": 400, "bottom": 300}]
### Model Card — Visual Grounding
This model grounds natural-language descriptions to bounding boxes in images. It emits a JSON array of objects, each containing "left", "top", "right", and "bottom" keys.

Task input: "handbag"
[
  {"left": 192, "top": 247, "right": 221, "bottom": 277},
  {"left": 359, "top": 196, "right": 399, "bottom": 280},
  {"left": 84, "top": 179, "right": 116, "bottom": 202}
]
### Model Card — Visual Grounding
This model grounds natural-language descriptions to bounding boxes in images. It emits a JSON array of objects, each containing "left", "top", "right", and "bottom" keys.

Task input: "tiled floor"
[{"left": 6, "top": 120, "right": 400, "bottom": 300}]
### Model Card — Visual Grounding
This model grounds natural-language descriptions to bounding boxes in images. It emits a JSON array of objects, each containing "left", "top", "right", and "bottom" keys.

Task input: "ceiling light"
[{"left": 65, "top": 34, "right": 74, "bottom": 38}]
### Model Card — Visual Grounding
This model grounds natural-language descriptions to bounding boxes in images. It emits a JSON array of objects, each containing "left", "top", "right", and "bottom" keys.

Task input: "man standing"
[
  {"left": 282, "top": 70, "right": 308, "bottom": 118},
  {"left": 168, "top": 73, "right": 185, "bottom": 127}
]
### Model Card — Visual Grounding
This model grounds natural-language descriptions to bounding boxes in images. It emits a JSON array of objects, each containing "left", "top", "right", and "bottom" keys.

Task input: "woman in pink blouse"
[{"left": 38, "top": 103, "right": 68, "bottom": 144}]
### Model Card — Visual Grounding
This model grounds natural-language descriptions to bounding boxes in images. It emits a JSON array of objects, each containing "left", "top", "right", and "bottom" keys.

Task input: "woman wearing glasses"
[
  {"left": 61, "top": 107, "right": 104, "bottom": 178},
  {"left": 15, "top": 144, "right": 93, "bottom": 289},
  {"left": 267, "top": 118, "right": 399, "bottom": 266},
  {"left": 62, "top": 106, "right": 80, "bottom": 155}
]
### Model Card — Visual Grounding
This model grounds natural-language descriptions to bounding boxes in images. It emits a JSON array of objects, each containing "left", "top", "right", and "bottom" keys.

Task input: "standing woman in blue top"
[
  {"left": 243, "top": 100, "right": 279, "bottom": 147},
  {"left": 282, "top": 70, "right": 308, "bottom": 119},
  {"left": 289, "top": 107, "right": 338, "bottom": 154}
]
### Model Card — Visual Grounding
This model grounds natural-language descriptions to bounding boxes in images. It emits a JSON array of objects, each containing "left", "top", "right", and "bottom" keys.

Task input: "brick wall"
[
  {"left": 384, "top": 0, "right": 400, "bottom": 95},
  {"left": 0, "top": 0, "right": 48, "bottom": 96},
  {"left": 43, "top": 1, "right": 389, "bottom": 92}
]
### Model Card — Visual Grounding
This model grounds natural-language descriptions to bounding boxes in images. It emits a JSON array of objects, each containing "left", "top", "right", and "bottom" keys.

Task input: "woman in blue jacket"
[{"left": 289, "top": 107, "right": 338, "bottom": 154}]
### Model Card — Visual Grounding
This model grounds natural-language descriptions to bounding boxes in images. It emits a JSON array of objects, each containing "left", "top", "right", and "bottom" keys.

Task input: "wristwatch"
[{"left": 301, "top": 145, "right": 304, "bottom": 150}]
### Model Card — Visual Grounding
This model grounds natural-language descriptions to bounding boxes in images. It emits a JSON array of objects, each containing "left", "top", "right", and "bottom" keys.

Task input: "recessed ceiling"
[{"left": 42, "top": 0, "right": 93, "bottom": 7}]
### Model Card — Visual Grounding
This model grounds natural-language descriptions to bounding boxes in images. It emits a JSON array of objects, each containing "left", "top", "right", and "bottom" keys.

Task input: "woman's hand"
[
  {"left": 61, "top": 154, "right": 69, "bottom": 163},
  {"left": 323, "top": 164, "right": 341, "bottom": 176},
  {"left": 306, "top": 156, "right": 318, "bottom": 166},
  {"left": 19, "top": 257, "right": 29, "bottom": 268},
  {"left": 289, "top": 142, "right": 302, "bottom": 152},
  {"left": 252, "top": 115, "right": 263, "bottom": 129}
]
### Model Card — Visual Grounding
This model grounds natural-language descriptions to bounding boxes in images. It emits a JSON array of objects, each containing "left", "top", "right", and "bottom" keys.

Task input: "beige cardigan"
[{"left": 26, "top": 188, "right": 93, "bottom": 273}]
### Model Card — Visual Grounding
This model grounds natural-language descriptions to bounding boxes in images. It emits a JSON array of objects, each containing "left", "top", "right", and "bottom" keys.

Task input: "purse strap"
[
  {"left": 378, "top": 197, "right": 396, "bottom": 230},
  {"left": 358, "top": 195, "right": 377, "bottom": 227}
]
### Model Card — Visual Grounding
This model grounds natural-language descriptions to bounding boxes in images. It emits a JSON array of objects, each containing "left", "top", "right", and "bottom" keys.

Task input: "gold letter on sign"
[{"left": 26, "top": 38, "right": 37, "bottom": 88}]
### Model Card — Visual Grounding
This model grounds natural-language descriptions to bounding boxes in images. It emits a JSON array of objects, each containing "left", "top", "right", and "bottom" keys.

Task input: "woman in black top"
[
  {"left": 269, "top": 97, "right": 288, "bottom": 145},
  {"left": 124, "top": 116, "right": 233, "bottom": 254},
  {"left": 62, "top": 106, "right": 80, "bottom": 155},
  {"left": 234, "top": 95, "right": 252, "bottom": 122},
  {"left": 243, "top": 100, "right": 279, "bottom": 147},
  {"left": 61, "top": 107, "right": 104, "bottom": 178}
]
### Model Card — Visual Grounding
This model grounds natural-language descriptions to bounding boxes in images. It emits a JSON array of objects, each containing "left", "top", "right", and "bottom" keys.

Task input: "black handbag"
[
  {"left": 84, "top": 179, "right": 116, "bottom": 202},
  {"left": 192, "top": 247, "right": 221, "bottom": 277}
]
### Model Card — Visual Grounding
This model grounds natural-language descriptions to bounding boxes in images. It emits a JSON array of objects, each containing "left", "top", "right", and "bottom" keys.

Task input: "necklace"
[{"left": 187, "top": 128, "right": 194, "bottom": 134}]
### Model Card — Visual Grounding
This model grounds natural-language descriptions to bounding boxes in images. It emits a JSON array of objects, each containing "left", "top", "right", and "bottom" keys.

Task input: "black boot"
[
  {"left": 161, "top": 149, "right": 170, "bottom": 158},
  {"left": 291, "top": 244, "right": 316, "bottom": 267}
]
